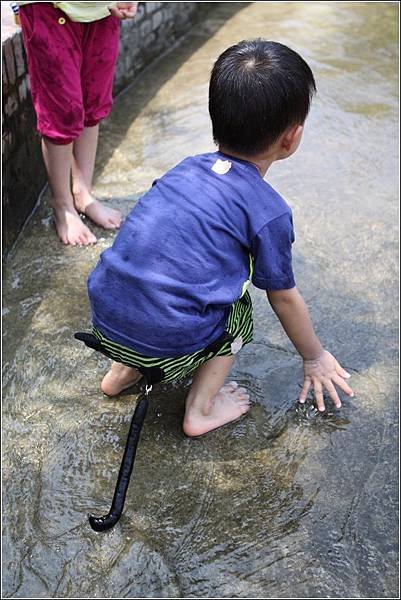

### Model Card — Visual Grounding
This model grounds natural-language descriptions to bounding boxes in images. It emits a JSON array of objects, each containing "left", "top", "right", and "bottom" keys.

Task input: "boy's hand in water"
[
  {"left": 109, "top": 2, "right": 138, "bottom": 19},
  {"left": 299, "top": 349, "right": 354, "bottom": 411},
  {"left": 266, "top": 288, "right": 354, "bottom": 411}
]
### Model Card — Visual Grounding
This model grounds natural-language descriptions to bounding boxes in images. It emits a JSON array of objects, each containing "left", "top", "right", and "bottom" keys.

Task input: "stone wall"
[
  {"left": 2, "top": 2, "right": 214, "bottom": 257},
  {"left": 2, "top": 27, "right": 46, "bottom": 256},
  {"left": 114, "top": 2, "right": 213, "bottom": 93}
]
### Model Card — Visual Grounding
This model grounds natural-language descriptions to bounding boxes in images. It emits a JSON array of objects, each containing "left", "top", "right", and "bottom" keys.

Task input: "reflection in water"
[{"left": 2, "top": 2, "right": 398, "bottom": 598}]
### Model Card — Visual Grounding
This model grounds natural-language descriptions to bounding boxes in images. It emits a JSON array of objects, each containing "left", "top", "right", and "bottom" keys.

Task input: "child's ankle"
[
  {"left": 185, "top": 394, "right": 213, "bottom": 417},
  {"left": 51, "top": 196, "right": 77, "bottom": 212}
]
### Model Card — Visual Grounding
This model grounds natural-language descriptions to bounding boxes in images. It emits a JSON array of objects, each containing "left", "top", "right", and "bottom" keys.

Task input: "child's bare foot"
[
  {"left": 74, "top": 192, "right": 122, "bottom": 230},
  {"left": 53, "top": 204, "right": 97, "bottom": 246},
  {"left": 183, "top": 382, "right": 251, "bottom": 437},
  {"left": 101, "top": 362, "right": 142, "bottom": 396}
]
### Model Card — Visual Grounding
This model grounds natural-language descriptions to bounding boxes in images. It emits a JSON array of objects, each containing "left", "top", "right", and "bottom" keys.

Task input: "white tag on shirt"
[
  {"left": 230, "top": 336, "right": 243, "bottom": 355},
  {"left": 211, "top": 159, "right": 232, "bottom": 175}
]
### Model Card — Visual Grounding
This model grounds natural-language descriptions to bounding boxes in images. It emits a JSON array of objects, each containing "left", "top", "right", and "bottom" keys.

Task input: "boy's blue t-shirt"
[{"left": 88, "top": 151, "right": 296, "bottom": 357}]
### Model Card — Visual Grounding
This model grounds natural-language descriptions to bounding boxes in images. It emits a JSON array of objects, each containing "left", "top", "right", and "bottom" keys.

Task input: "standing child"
[
  {"left": 85, "top": 39, "right": 354, "bottom": 436},
  {"left": 17, "top": 1, "right": 138, "bottom": 246}
]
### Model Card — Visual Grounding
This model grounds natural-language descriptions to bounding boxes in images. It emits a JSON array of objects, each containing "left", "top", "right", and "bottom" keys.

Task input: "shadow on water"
[
  {"left": 94, "top": 2, "right": 251, "bottom": 185},
  {"left": 2, "top": 2, "right": 398, "bottom": 598}
]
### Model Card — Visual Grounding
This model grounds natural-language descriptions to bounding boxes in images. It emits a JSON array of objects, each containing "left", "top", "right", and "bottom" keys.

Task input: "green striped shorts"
[{"left": 92, "top": 290, "right": 253, "bottom": 384}]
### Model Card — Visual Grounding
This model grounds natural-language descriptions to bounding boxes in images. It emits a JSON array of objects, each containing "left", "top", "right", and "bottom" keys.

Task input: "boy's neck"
[
  {"left": 218, "top": 146, "right": 275, "bottom": 178},
  {"left": 218, "top": 125, "right": 304, "bottom": 177}
]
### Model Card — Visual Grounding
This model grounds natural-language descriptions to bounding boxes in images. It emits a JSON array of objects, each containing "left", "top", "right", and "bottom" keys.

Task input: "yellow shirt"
[{"left": 16, "top": 2, "right": 117, "bottom": 23}]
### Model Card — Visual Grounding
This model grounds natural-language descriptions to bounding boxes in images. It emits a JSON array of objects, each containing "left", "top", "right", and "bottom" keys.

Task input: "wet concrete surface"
[{"left": 2, "top": 2, "right": 399, "bottom": 598}]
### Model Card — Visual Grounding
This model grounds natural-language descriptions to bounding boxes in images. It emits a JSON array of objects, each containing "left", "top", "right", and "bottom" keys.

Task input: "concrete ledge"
[{"left": 2, "top": 1, "right": 215, "bottom": 258}]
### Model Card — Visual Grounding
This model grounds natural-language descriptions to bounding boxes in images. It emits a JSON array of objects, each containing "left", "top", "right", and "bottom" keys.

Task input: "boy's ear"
[{"left": 282, "top": 124, "right": 304, "bottom": 152}]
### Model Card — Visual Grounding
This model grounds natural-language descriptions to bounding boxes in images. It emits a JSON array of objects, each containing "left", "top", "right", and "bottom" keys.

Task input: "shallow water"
[{"left": 2, "top": 2, "right": 399, "bottom": 598}]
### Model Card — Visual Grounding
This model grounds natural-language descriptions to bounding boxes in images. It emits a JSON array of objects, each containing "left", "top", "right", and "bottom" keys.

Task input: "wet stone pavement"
[{"left": 2, "top": 2, "right": 398, "bottom": 598}]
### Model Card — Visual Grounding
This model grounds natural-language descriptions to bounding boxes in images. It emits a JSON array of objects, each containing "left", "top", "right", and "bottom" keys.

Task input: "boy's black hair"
[{"left": 209, "top": 39, "right": 316, "bottom": 155}]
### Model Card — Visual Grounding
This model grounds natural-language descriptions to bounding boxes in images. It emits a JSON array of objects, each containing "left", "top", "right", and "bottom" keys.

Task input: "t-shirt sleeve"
[{"left": 250, "top": 212, "right": 296, "bottom": 291}]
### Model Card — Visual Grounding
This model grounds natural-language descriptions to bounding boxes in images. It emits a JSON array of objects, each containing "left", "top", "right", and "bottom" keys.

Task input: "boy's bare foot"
[
  {"left": 183, "top": 382, "right": 251, "bottom": 437},
  {"left": 74, "top": 192, "right": 122, "bottom": 230},
  {"left": 53, "top": 204, "right": 97, "bottom": 246},
  {"left": 101, "top": 362, "right": 142, "bottom": 396}
]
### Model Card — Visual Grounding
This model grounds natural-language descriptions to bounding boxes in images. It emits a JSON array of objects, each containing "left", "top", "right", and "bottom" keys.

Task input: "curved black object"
[
  {"left": 88, "top": 394, "right": 149, "bottom": 532},
  {"left": 75, "top": 327, "right": 236, "bottom": 533}
]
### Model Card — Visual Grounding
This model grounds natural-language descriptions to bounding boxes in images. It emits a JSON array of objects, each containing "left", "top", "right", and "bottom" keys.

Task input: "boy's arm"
[{"left": 266, "top": 286, "right": 354, "bottom": 411}]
